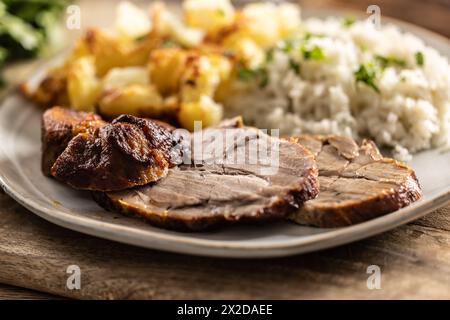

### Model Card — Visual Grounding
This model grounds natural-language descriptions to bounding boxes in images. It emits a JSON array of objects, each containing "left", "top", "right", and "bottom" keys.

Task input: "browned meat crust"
[
  {"left": 288, "top": 135, "right": 422, "bottom": 227},
  {"left": 50, "top": 114, "right": 182, "bottom": 191},
  {"left": 94, "top": 126, "right": 319, "bottom": 231},
  {"left": 41, "top": 107, "right": 105, "bottom": 176}
]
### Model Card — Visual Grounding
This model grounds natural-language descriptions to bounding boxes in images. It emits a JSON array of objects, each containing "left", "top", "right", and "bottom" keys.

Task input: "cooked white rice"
[{"left": 224, "top": 17, "right": 450, "bottom": 161}]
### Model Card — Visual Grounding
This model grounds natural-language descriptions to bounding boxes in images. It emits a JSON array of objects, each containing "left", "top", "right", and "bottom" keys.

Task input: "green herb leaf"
[
  {"left": 236, "top": 63, "right": 270, "bottom": 88},
  {"left": 415, "top": 51, "right": 424, "bottom": 66},
  {"left": 303, "top": 32, "right": 325, "bottom": 40},
  {"left": 0, "top": 0, "right": 68, "bottom": 62},
  {"left": 266, "top": 48, "right": 274, "bottom": 63},
  {"left": 259, "top": 69, "right": 269, "bottom": 88},
  {"left": 0, "top": 47, "right": 8, "bottom": 63},
  {"left": 302, "top": 45, "right": 325, "bottom": 60},
  {"left": 237, "top": 66, "right": 256, "bottom": 82},
  {"left": 375, "top": 55, "right": 406, "bottom": 69},
  {"left": 354, "top": 64, "right": 380, "bottom": 93},
  {"left": 289, "top": 59, "right": 300, "bottom": 74},
  {"left": 281, "top": 40, "right": 295, "bottom": 53},
  {"left": 342, "top": 16, "right": 355, "bottom": 28},
  {"left": 303, "top": 32, "right": 312, "bottom": 41}
]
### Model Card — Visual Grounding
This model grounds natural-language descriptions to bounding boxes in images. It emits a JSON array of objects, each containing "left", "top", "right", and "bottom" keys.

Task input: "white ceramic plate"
[{"left": 1, "top": 14, "right": 449, "bottom": 258}]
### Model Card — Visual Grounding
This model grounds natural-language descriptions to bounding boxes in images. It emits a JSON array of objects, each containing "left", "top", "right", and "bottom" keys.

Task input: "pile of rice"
[{"left": 225, "top": 17, "right": 450, "bottom": 161}]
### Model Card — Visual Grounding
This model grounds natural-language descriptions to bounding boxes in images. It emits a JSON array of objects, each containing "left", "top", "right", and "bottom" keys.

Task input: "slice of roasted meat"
[
  {"left": 47, "top": 112, "right": 182, "bottom": 191},
  {"left": 41, "top": 106, "right": 106, "bottom": 176},
  {"left": 94, "top": 125, "right": 319, "bottom": 231},
  {"left": 288, "top": 135, "right": 422, "bottom": 227}
]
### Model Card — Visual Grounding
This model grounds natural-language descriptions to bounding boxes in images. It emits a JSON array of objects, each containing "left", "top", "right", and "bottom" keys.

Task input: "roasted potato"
[
  {"left": 181, "top": 53, "right": 232, "bottom": 102},
  {"left": 24, "top": 65, "right": 69, "bottom": 108},
  {"left": 178, "top": 53, "right": 231, "bottom": 130},
  {"left": 151, "top": 2, "right": 204, "bottom": 48},
  {"left": 115, "top": 1, "right": 152, "bottom": 40},
  {"left": 222, "top": 34, "right": 265, "bottom": 69},
  {"left": 148, "top": 48, "right": 189, "bottom": 95},
  {"left": 183, "top": 0, "right": 235, "bottom": 34},
  {"left": 98, "top": 84, "right": 165, "bottom": 118},
  {"left": 222, "top": 2, "right": 301, "bottom": 50},
  {"left": 82, "top": 28, "right": 159, "bottom": 77},
  {"left": 102, "top": 66, "right": 150, "bottom": 90},
  {"left": 25, "top": 0, "right": 299, "bottom": 130},
  {"left": 67, "top": 56, "right": 100, "bottom": 112},
  {"left": 178, "top": 96, "right": 223, "bottom": 131}
]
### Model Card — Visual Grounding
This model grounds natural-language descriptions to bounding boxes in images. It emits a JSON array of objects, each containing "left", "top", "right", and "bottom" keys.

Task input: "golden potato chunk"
[
  {"left": 115, "top": 1, "right": 152, "bottom": 40},
  {"left": 83, "top": 28, "right": 159, "bottom": 77},
  {"left": 67, "top": 56, "right": 101, "bottom": 112},
  {"left": 178, "top": 96, "right": 223, "bottom": 131},
  {"left": 183, "top": 0, "right": 235, "bottom": 34},
  {"left": 102, "top": 66, "right": 150, "bottom": 90},
  {"left": 98, "top": 84, "right": 164, "bottom": 118},
  {"left": 148, "top": 48, "right": 189, "bottom": 96}
]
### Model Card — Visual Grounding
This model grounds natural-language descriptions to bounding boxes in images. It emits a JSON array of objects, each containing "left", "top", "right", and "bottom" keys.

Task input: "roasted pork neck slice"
[
  {"left": 288, "top": 135, "right": 422, "bottom": 227},
  {"left": 44, "top": 109, "right": 182, "bottom": 191},
  {"left": 94, "top": 124, "right": 319, "bottom": 231},
  {"left": 41, "top": 106, "right": 106, "bottom": 176}
]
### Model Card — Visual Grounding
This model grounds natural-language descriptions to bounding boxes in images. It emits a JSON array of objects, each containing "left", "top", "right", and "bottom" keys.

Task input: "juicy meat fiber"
[
  {"left": 94, "top": 124, "right": 319, "bottom": 231},
  {"left": 288, "top": 135, "right": 422, "bottom": 227},
  {"left": 50, "top": 114, "right": 182, "bottom": 191}
]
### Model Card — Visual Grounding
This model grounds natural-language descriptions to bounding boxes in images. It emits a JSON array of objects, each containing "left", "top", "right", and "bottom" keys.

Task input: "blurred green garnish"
[
  {"left": 289, "top": 59, "right": 300, "bottom": 74},
  {"left": 0, "top": 0, "right": 69, "bottom": 86},
  {"left": 0, "top": 47, "right": 7, "bottom": 63},
  {"left": 281, "top": 40, "right": 295, "bottom": 53},
  {"left": 342, "top": 16, "right": 355, "bottom": 28},
  {"left": 302, "top": 45, "right": 325, "bottom": 60},
  {"left": 236, "top": 63, "right": 269, "bottom": 88},
  {"left": 415, "top": 51, "right": 424, "bottom": 66},
  {"left": 354, "top": 63, "right": 380, "bottom": 93},
  {"left": 375, "top": 55, "right": 406, "bottom": 69}
]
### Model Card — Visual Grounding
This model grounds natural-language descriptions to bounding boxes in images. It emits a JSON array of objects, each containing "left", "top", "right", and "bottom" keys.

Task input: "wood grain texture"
[
  {"left": 0, "top": 283, "right": 61, "bottom": 300},
  {"left": 0, "top": 189, "right": 449, "bottom": 299}
]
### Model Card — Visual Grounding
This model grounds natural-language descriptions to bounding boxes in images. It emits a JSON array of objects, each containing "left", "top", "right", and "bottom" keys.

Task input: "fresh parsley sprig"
[
  {"left": 375, "top": 55, "right": 406, "bottom": 69},
  {"left": 354, "top": 63, "right": 380, "bottom": 93},
  {"left": 302, "top": 45, "right": 325, "bottom": 60},
  {"left": 415, "top": 51, "right": 425, "bottom": 66},
  {"left": 236, "top": 63, "right": 269, "bottom": 88}
]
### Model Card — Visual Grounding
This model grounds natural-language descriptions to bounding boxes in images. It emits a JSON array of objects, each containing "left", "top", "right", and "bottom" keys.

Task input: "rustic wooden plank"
[
  {"left": 0, "top": 190, "right": 449, "bottom": 299},
  {"left": 0, "top": 283, "right": 60, "bottom": 300}
]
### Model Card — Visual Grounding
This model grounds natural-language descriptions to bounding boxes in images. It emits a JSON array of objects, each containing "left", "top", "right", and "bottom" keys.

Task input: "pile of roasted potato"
[{"left": 24, "top": 0, "right": 301, "bottom": 130}]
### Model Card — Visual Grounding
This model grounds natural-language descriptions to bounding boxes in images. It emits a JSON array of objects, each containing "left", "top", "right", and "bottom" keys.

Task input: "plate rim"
[{"left": 0, "top": 12, "right": 449, "bottom": 258}]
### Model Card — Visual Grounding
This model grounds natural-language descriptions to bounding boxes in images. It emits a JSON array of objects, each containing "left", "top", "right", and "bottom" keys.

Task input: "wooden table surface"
[
  {"left": 1, "top": 0, "right": 449, "bottom": 300},
  {"left": 0, "top": 189, "right": 450, "bottom": 299}
]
